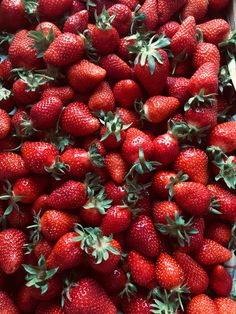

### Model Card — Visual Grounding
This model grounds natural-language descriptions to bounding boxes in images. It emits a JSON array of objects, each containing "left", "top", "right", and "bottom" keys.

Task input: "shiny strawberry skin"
[
  {"left": 0, "top": 291, "right": 20, "bottom": 314},
  {"left": 104, "top": 181, "right": 126, "bottom": 205},
  {"left": 158, "top": 0, "right": 186, "bottom": 24},
  {"left": 152, "top": 170, "right": 177, "bottom": 199},
  {"left": 113, "top": 79, "right": 142, "bottom": 109},
  {"left": 88, "top": 81, "right": 115, "bottom": 112},
  {"left": 63, "top": 10, "right": 88, "bottom": 33},
  {"left": 166, "top": 76, "right": 190, "bottom": 104},
  {"left": 100, "top": 54, "right": 131, "bottom": 81},
  {"left": 0, "top": 152, "right": 29, "bottom": 181},
  {"left": 105, "top": 153, "right": 128, "bottom": 184},
  {"left": 13, "top": 79, "right": 41, "bottom": 106},
  {"left": 97, "top": 267, "right": 126, "bottom": 294},
  {"left": 186, "top": 294, "right": 218, "bottom": 314},
  {"left": 122, "top": 292, "right": 152, "bottom": 314},
  {"left": 192, "top": 42, "right": 221, "bottom": 70},
  {"left": 152, "top": 201, "right": 182, "bottom": 224},
  {"left": 38, "top": 0, "right": 73, "bottom": 19},
  {"left": 35, "top": 21, "right": 62, "bottom": 37},
  {"left": 42, "top": 86, "right": 74, "bottom": 104},
  {"left": 214, "top": 298, "right": 236, "bottom": 314},
  {"left": 0, "top": 0, "right": 29, "bottom": 31},
  {"left": 209, "top": 122, "right": 236, "bottom": 153},
  {"left": 92, "top": 26, "right": 120, "bottom": 56},
  {"left": 205, "top": 221, "right": 231, "bottom": 247}
]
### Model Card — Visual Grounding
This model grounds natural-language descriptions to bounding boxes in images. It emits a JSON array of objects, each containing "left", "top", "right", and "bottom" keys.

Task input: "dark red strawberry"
[
  {"left": 113, "top": 79, "right": 142, "bottom": 109},
  {"left": 38, "top": 0, "right": 73, "bottom": 20},
  {"left": 63, "top": 9, "right": 89, "bottom": 33},
  {"left": 210, "top": 265, "right": 232, "bottom": 296},
  {"left": 107, "top": 4, "right": 132, "bottom": 36}
]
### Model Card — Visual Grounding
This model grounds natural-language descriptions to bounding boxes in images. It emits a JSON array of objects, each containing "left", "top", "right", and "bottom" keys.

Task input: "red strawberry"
[
  {"left": 107, "top": 4, "right": 132, "bottom": 36},
  {"left": 128, "top": 251, "right": 155, "bottom": 288},
  {"left": 100, "top": 54, "right": 131, "bottom": 80},
  {"left": 181, "top": 0, "right": 208, "bottom": 22},
  {"left": 0, "top": 291, "right": 19, "bottom": 314},
  {"left": 152, "top": 201, "right": 182, "bottom": 224},
  {"left": 214, "top": 298, "right": 236, "bottom": 314},
  {"left": 100, "top": 205, "right": 131, "bottom": 235},
  {"left": 35, "top": 21, "right": 61, "bottom": 37},
  {"left": 105, "top": 153, "right": 128, "bottom": 184},
  {"left": 152, "top": 170, "right": 177, "bottom": 199},
  {"left": 198, "top": 19, "right": 231, "bottom": 45},
  {"left": 208, "top": 0, "right": 231, "bottom": 11},
  {"left": 12, "top": 79, "right": 41, "bottom": 106},
  {"left": 116, "top": 107, "right": 139, "bottom": 128},
  {"left": 192, "top": 43, "right": 221, "bottom": 70},
  {"left": 30, "top": 96, "right": 63, "bottom": 130},
  {"left": 46, "top": 232, "right": 84, "bottom": 271},
  {"left": 156, "top": 252, "right": 184, "bottom": 289},
  {"left": 209, "top": 122, "right": 236, "bottom": 153},
  {"left": 88, "top": 81, "right": 115, "bottom": 112},
  {"left": 186, "top": 294, "right": 218, "bottom": 314},
  {"left": 0, "top": 152, "right": 29, "bottom": 181},
  {"left": 171, "top": 16, "right": 197, "bottom": 56},
  {"left": 35, "top": 301, "right": 63, "bottom": 314},
  {"left": 105, "top": 181, "right": 126, "bottom": 205},
  {"left": 126, "top": 215, "right": 160, "bottom": 257},
  {"left": 142, "top": 96, "right": 180, "bottom": 123},
  {"left": 43, "top": 33, "right": 84, "bottom": 66},
  {"left": 61, "top": 102, "right": 100, "bottom": 137},
  {"left": 205, "top": 221, "right": 231, "bottom": 246},
  {"left": 42, "top": 86, "right": 74, "bottom": 104},
  {"left": 38, "top": 0, "right": 73, "bottom": 19},
  {"left": 67, "top": 59, "right": 106, "bottom": 93},
  {"left": 64, "top": 277, "right": 116, "bottom": 314},
  {"left": 7, "top": 205, "right": 32, "bottom": 229},
  {"left": 0, "top": 59, "right": 12, "bottom": 81},
  {"left": 118, "top": 0, "right": 138, "bottom": 10},
  {"left": 92, "top": 8, "right": 120, "bottom": 56},
  {"left": 122, "top": 292, "right": 152, "bottom": 314},
  {"left": 34, "top": 238, "right": 53, "bottom": 259},
  {"left": 0, "top": 228, "right": 26, "bottom": 274},
  {"left": 158, "top": 0, "right": 187, "bottom": 24},
  {"left": 31, "top": 194, "right": 49, "bottom": 216},
  {"left": 166, "top": 77, "right": 190, "bottom": 104},
  {"left": 173, "top": 251, "right": 209, "bottom": 295},
  {"left": 194, "top": 239, "right": 232, "bottom": 265},
  {"left": 210, "top": 265, "right": 232, "bottom": 296},
  {"left": 137, "top": 0, "right": 158, "bottom": 31},
  {"left": 113, "top": 79, "right": 142, "bottom": 109},
  {"left": 0, "top": 108, "right": 10, "bottom": 139},
  {"left": 153, "top": 132, "right": 180, "bottom": 166},
  {"left": 46, "top": 180, "right": 87, "bottom": 210},
  {"left": 16, "top": 285, "right": 39, "bottom": 314},
  {"left": 63, "top": 10, "right": 89, "bottom": 33},
  {"left": 157, "top": 21, "right": 180, "bottom": 38},
  {"left": 174, "top": 148, "right": 209, "bottom": 185},
  {"left": 97, "top": 267, "right": 126, "bottom": 294}
]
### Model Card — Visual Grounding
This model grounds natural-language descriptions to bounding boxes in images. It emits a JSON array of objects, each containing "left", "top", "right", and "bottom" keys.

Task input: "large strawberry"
[
  {"left": 198, "top": 19, "right": 231, "bottom": 45},
  {"left": 37, "top": 0, "right": 73, "bottom": 20},
  {"left": 192, "top": 43, "right": 221, "bottom": 70},
  {"left": 214, "top": 298, "right": 236, "bottom": 314},
  {"left": 0, "top": 228, "right": 26, "bottom": 274},
  {"left": 99, "top": 54, "right": 131, "bottom": 80},
  {"left": 136, "top": 0, "right": 158, "bottom": 31},
  {"left": 113, "top": 79, "right": 142, "bottom": 109},
  {"left": 0, "top": 152, "right": 29, "bottom": 181},
  {"left": 208, "top": 122, "right": 236, "bottom": 153},
  {"left": 186, "top": 294, "right": 218, "bottom": 314},
  {"left": 107, "top": 4, "right": 132, "bottom": 36}
]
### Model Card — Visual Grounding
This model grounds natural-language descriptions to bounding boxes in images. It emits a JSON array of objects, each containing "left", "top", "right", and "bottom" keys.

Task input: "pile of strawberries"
[{"left": 0, "top": 0, "right": 236, "bottom": 313}]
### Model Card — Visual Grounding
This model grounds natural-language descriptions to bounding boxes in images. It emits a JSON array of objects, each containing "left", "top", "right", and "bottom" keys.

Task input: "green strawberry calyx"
[
  {"left": 184, "top": 89, "right": 217, "bottom": 111},
  {"left": 0, "top": 83, "right": 12, "bottom": 101},
  {"left": 73, "top": 224, "right": 120, "bottom": 264},
  {"left": 165, "top": 171, "right": 189, "bottom": 200},
  {"left": 28, "top": 26, "right": 55, "bottom": 58},
  {"left": 95, "top": 7, "right": 116, "bottom": 30},
  {"left": 119, "top": 272, "right": 137, "bottom": 301},
  {"left": 83, "top": 187, "right": 112, "bottom": 215},
  {"left": 44, "top": 155, "right": 70, "bottom": 181},
  {"left": 89, "top": 144, "right": 104, "bottom": 168},
  {"left": 27, "top": 210, "right": 42, "bottom": 244},
  {"left": 22, "top": 255, "right": 59, "bottom": 294},
  {"left": 23, "top": 0, "right": 38, "bottom": 17}
]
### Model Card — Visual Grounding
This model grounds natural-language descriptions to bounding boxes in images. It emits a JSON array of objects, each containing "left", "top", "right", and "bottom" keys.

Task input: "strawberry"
[
  {"left": 207, "top": 184, "right": 236, "bottom": 221},
  {"left": 30, "top": 96, "right": 63, "bottom": 130},
  {"left": 214, "top": 298, "right": 236, "bottom": 314},
  {"left": 0, "top": 59, "right": 12, "bottom": 81},
  {"left": 12, "top": 79, "right": 41, "bottom": 106},
  {"left": 0, "top": 291, "right": 19, "bottom": 314},
  {"left": 60, "top": 102, "right": 100, "bottom": 137},
  {"left": 107, "top": 4, "right": 132, "bottom": 36},
  {"left": 63, "top": 10, "right": 89, "bottom": 33},
  {"left": 46, "top": 232, "right": 84, "bottom": 271},
  {"left": 158, "top": 0, "right": 187, "bottom": 24},
  {"left": 171, "top": 16, "right": 197, "bottom": 56},
  {"left": 105, "top": 152, "right": 128, "bottom": 184},
  {"left": 92, "top": 8, "right": 120, "bottom": 56},
  {"left": 16, "top": 285, "right": 39, "bottom": 314},
  {"left": 156, "top": 252, "right": 184, "bottom": 289},
  {"left": 34, "top": 238, "right": 53, "bottom": 259},
  {"left": 97, "top": 267, "right": 126, "bottom": 293},
  {"left": 35, "top": 301, "right": 63, "bottom": 314},
  {"left": 0, "top": 152, "right": 29, "bottom": 181},
  {"left": 210, "top": 265, "right": 232, "bottom": 297},
  {"left": 88, "top": 81, "right": 115, "bottom": 112},
  {"left": 166, "top": 77, "right": 190, "bottom": 104},
  {"left": 100, "top": 205, "right": 131, "bottom": 235},
  {"left": 113, "top": 79, "right": 142, "bottom": 109},
  {"left": 31, "top": 194, "right": 49, "bottom": 216},
  {"left": 174, "top": 148, "right": 209, "bottom": 185},
  {"left": 118, "top": 0, "right": 138, "bottom": 10},
  {"left": 152, "top": 201, "right": 182, "bottom": 224},
  {"left": 0, "top": 108, "right": 10, "bottom": 139},
  {"left": 152, "top": 170, "right": 177, "bottom": 199},
  {"left": 194, "top": 239, "right": 232, "bottom": 265},
  {"left": 181, "top": 0, "right": 208, "bottom": 22},
  {"left": 186, "top": 294, "right": 218, "bottom": 314},
  {"left": 100, "top": 54, "right": 131, "bottom": 80},
  {"left": 43, "top": 33, "right": 84, "bottom": 66},
  {"left": 122, "top": 292, "right": 152, "bottom": 314},
  {"left": 198, "top": 19, "right": 231, "bottom": 45},
  {"left": 35, "top": 21, "right": 62, "bottom": 37},
  {"left": 128, "top": 251, "right": 155, "bottom": 288},
  {"left": 46, "top": 180, "right": 87, "bottom": 210},
  {"left": 38, "top": 0, "right": 73, "bottom": 19},
  {"left": 7, "top": 205, "right": 32, "bottom": 229},
  {"left": 208, "top": 122, "right": 236, "bottom": 153},
  {"left": 205, "top": 221, "right": 231, "bottom": 246},
  {"left": 208, "top": 0, "right": 231, "bottom": 11},
  {"left": 117, "top": 107, "right": 139, "bottom": 128},
  {"left": 9, "top": 30, "right": 43, "bottom": 69},
  {"left": 0, "top": 228, "right": 26, "bottom": 274},
  {"left": 192, "top": 43, "right": 221, "bottom": 70},
  {"left": 105, "top": 181, "right": 126, "bottom": 205},
  {"left": 64, "top": 277, "right": 117, "bottom": 314},
  {"left": 126, "top": 215, "right": 160, "bottom": 257},
  {"left": 157, "top": 21, "right": 180, "bottom": 38},
  {"left": 67, "top": 59, "right": 106, "bottom": 93},
  {"left": 136, "top": 0, "right": 158, "bottom": 31},
  {"left": 42, "top": 86, "right": 74, "bottom": 104},
  {"left": 188, "top": 62, "right": 219, "bottom": 95},
  {"left": 142, "top": 96, "right": 180, "bottom": 123},
  {"left": 173, "top": 251, "right": 209, "bottom": 295}
]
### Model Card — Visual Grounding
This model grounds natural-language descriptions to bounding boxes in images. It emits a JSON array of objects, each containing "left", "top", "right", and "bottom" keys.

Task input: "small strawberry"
[
  {"left": 173, "top": 251, "right": 209, "bottom": 295},
  {"left": 0, "top": 228, "right": 26, "bottom": 274},
  {"left": 88, "top": 81, "right": 115, "bottom": 112},
  {"left": 205, "top": 221, "right": 231, "bottom": 247},
  {"left": 128, "top": 251, "right": 156, "bottom": 288},
  {"left": 0, "top": 291, "right": 19, "bottom": 314},
  {"left": 92, "top": 8, "right": 120, "bottom": 56},
  {"left": 107, "top": 4, "right": 132, "bottom": 36},
  {"left": 67, "top": 59, "right": 106, "bottom": 93},
  {"left": 174, "top": 148, "right": 209, "bottom": 185},
  {"left": 46, "top": 180, "right": 87, "bottom": 210},
  {"left": 42, "top": 86, "right": 74, "bottom": 104},
  {"left": 105, "top": 181, "right": 126, "bottom": 205},
  {"left": 12, "top": 79, "right": 41, "bottom": 106},
  {"left": 181, "top": 0, "right": 208, "bottom": 22},
  {"left": 126, "top": 215, "right": 160, "bottom": 257},
  {"left": 157, "top": 21, "right": 180, "bottom": 38},
  {"left": 38, "top": 0, "right": 73, "bottom": 19},
  {"left": 100, "top": 54, "right": 131, "bottom": 80},
  {"left": 158, "top": 0, "right": 187, "bottom": 24},
  {"left": 186, "top": 294, "right": 218, "bottom": 314},
  {"left": 43, "top": 33, "right": 84, "bottom": 66},
  {"left": 171, "top": 16, "right": 197, "bottom": 56},
  {"left": 192, "top": 43, "right": 221, "bottom": 70},
  {"left": 46, "top": 232, "right": 84, "bottom": 271},
  {"left": 60, "top": 102, "right": 100, "bottom": 137},
  {"left": 0, "top": 108, "right": 10, "bottom": 139},
  {"left": 208, "top": 122, "right": 236, "bottom": 153},
  {"left": 194, "top": 239, "right": 232, "bottom": 265},
  {"left": 156, "top": 252, "right": 184, "bottom": 289},
  {"left": 63, "top": 9, "right": 89, "bottom": 33},
  {"left": 97, "top": 267, "right": 126, "bottom": 294},
  {"left": 105, "top": 152, "right": 128, "bottom": 184},
  {"left": 0, "top": 59, "right": 12, "bottom": 81},
  {"left": 0, "top": 152, "right": 29, "bottom": 181},
  {"left": 113, "top": 79, "right": 142, "bottom": 109},
  {"left": 198, "top": 19, "right": 231, "bottom": 45},
  {"left": 214, "top": 298, "right": 236, "bottom": 314},
  {"left": 166, "top": 77, "right": 190, "bottom": 104},
  {"left": 210, "top": 265, "right": 232, "bottom": 297},
  {"left": 34, "top": 238, "right": 53, "bottom": 259}
]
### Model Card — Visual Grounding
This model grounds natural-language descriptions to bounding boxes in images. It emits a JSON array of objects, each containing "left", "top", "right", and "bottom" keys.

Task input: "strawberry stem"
[
  {"left": 28, "top": 26, "right": 55, "bottom": 58},
  {"left": 119, "top": 272, "right": 137, "bottom": 301},
  {"left": 84, "top": 188, "right": 112, "bottom": 215}
]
